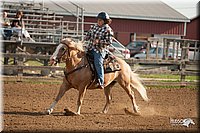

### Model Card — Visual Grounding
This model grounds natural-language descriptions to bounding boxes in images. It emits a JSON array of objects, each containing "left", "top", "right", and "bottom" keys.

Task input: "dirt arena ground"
[{"left": 2, "top": 80, "right": 199, "bottom": 132}]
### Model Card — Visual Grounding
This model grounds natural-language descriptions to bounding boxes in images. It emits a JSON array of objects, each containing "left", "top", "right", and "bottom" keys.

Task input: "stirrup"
[{"left": 95, "top": 83, "right": 104, "bottom": 89}]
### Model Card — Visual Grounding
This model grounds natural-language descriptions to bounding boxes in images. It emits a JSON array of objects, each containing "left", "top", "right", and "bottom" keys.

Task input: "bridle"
[
  {"left": 63, "top": 46, "right": 88, "bottom": 75},
  {"left": 60, "top": 42, "right": 89, "bottom": 86}
]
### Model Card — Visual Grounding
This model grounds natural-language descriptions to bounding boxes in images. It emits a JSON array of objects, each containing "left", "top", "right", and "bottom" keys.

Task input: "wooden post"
[
  {"left": 16, "top": 44, "right": 24, "bottom": 77},
  {"left": 185, "top": 42, "right": 189, "bottom": 61},
  {"left": 61, "top": 21, "right": 64, "bottom": 40},
  {"left": 166, "top": 41, "right": 169, "bottom": 60},
  {"left": 163, "top": 38, "right": 166, "bottom": 59},
  {"left": 180, "top": 60, "right": 186, "bottom": 87},
  {"left": 41, "top": 49, "right": 50, "bottom": 76},
  {"left": 193, "top": 41, "right": 197, "bottom": 60},
  {"left": 155, "top": 41, "right": 159, "bottom": 59},
  {"left": 180, "top": 40, "right": 186, "bottom": 87},
  {"left": 3, "top": 44, "right": 11, "bottom": 75},
  {"left": 176, "top": 41, "right": 179, "bottom": 60},
  {"left": 146, "top": 41, "right": 150, "bottom": 59},
  {"left": 3, "top": 45, "right": 9, "bottom": 65},
  {"left": 172, "top": 40, "right": 175, "bottom": 60},
  {"left": 23, "top": 45, "right": 26, "bottom": 62},
  {"left": 180, "top": 40, "right": 185, "bottom": 61},
  {"left": 76, "top": 6, "right": 79, "bottom": 38},
  {"left": 81, "top": 8, "right": 84, "bottom": 41}
]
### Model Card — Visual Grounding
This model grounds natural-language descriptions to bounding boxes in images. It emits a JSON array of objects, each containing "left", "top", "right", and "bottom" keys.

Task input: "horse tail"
[{"left": 130, "top": 72, "right": 149, "bottom": 102}]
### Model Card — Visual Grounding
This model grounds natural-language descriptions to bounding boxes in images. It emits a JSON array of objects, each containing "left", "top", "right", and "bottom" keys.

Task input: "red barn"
[
  {"left": 43, "top": 1, "right": 191, "bottom": 45},
  {"left": 185, "top": 16, "right": 200, "bottom": 41}
]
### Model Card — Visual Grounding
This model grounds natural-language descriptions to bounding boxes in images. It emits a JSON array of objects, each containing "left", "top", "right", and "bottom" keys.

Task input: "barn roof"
[
  {"left": 1, "top": 0, "right": 190, "bottom": 22},
  {"left": 43, "top": 0, "right": 190, "bottom": 22}
]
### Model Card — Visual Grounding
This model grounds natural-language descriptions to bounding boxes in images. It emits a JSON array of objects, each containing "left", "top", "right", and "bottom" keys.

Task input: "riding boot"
[{"left": 95, "top": 82, "right": 104, "bottom": 89}]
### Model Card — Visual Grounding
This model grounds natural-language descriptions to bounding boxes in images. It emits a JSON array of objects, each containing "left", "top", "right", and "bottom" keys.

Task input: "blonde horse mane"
[
  {"left": 61, "top": 38, "right": 85, "bottom": 52},
  {"left": 76, "top": 41, "right": 85, "bottom": 52}
]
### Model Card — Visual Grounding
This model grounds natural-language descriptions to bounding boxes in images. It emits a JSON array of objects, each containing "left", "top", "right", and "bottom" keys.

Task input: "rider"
[
  {"left": 84, "top": 12, "right": 114, "bottom": 89},
  {"left": 49, "top": 12, "right": 114, "bottom": 89}
]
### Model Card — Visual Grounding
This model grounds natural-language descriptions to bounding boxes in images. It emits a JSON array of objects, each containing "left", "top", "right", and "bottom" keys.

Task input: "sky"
[{"left": 161, "top": 0, "right": 199, "bottom": 19}]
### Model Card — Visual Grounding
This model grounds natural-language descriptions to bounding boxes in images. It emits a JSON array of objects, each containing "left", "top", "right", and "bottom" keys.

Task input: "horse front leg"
[
  {"left": 47, "top": 79, "right": 69, "bottom": 115},
  {"left": 76, "top": 87, "right": 87, "bottom": 115}
]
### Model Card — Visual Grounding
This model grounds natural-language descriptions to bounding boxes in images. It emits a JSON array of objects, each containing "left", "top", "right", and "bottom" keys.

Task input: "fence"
[
  {"left": 125, "top": 38, "right": 199, "bottom": 84},
  {"left": 1, "top": 38, "right": 199, "bottom": 84}
]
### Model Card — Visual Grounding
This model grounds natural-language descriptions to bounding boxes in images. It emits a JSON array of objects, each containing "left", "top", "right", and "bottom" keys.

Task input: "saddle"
[{"left": 86, "top": 51, "right": 121, "bottom": 75}]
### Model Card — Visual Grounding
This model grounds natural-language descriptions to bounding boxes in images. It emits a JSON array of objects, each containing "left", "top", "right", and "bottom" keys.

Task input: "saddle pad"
[
  {"left": 86, "top": 52, "right": 121, "bottom": 73},
  {"left": 104, "top": 56, "right": 121, "bottom": 73}
]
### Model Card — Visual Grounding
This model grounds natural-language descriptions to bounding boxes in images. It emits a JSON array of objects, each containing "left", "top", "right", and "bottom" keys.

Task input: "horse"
[{"left": 47, "top": 38, "right": 149, "bottom": 115}]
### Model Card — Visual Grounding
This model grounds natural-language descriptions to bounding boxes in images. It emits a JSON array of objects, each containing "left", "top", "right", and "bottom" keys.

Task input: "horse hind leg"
[
  {"left": 102, "top": 81, "right": 116, "bottom": 114},
  {"left": 47, "top": 80, "right": 69, "bottom": 115},
  {"left": 119, "top": 82, "right": 140, "bottom": 114}
]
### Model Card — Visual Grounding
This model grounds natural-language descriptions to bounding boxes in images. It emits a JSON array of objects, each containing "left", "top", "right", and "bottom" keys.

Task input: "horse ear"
[
  {"left": 61, "top": 38, "right": 73, "bottom": 46},
  {"left": 61, "top": 38, "right": 68, "bottom": 45}
]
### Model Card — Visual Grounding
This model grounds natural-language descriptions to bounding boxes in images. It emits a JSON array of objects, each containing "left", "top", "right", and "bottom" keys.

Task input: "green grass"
[
  {"left": 24, "top": 60, "right": 43, "bottom": 66},
  {"left": 140, "top": 73, "right": 199, "bottom": 81},
  {"left": 24, "top": 59, "right": 66, "bottom": 67},
  {"left": 146, "top": 85, "right": 198, "bottom": 89}
]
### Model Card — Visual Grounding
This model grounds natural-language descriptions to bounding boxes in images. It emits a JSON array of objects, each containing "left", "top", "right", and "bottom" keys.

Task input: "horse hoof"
[
  {"left": 64, "top": 108, "right": 77, "bottom": 116},
  {"left": 124, "top": 108, "right": 141, "bottom": 116},
  {"left": 101, "top": 110, "right": 108, "bottom": 114},
  {"left": 133, "top": 112, "right": 141, "bottom": 116},
  {"left": 75, "top": 112, "right": 80, "bottom": 116},
  {"left": 47, "top": 109, "right": 53, "bottom": 115}
]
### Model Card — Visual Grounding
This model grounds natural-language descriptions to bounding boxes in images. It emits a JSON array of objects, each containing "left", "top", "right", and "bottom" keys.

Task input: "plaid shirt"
[{"left": 85, "top": 24, "right": 113, "bottom": 53}]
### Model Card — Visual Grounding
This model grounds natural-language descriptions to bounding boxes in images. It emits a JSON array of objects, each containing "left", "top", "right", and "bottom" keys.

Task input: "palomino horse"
[{"left": 47, "top": 38, "right": 149, "bottom": 115}]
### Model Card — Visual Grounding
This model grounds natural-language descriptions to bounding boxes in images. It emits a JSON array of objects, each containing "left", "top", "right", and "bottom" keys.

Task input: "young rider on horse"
[
  {"left": 50, "top": 12, "right": 113, "bottom": 89},
  {"left": 84, "top": 12, "right": 114, "bottom": 89}
]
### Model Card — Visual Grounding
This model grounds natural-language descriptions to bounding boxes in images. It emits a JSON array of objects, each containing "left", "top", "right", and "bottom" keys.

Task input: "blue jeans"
[
  {"left": 90, "top": 49, "right": 106, "bottom": 86},
  {"left": 0, "top": 28, "right": 13, "bottom": 40}
]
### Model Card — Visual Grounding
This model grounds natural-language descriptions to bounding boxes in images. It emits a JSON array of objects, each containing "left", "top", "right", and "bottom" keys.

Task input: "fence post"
[
  {"left": 185, "top": 42, "right": 189, "bottom": 61},
  {"left": 180, "top": 40, "right": 186, "bottom": 87},
  {"left": 172, "top": 40, "right": 175, "bottom": 60},
  {"left": 3, "top": 45, "right": 9, "bottom": 65},
  {"left": 61, "top": 21, "right": 64, "bottom": 40},
  {"left": 163, "top": 38, "right": 166, "bottom": 59},
  {"left": 16, "top": 45, "right": 24, "bottom": 77},
  {"left": 146, "top": 41, "right": 150, "bottom": 59},
  {"left": 166, "top": 41, "right": 170, "bottom": 60},
  {"left": 176, "top": 41, "right": 179, "bottom": 60},
  {"left": 180, "top": 61, "right": 186, "bottom": 86},
  {"left": 41, "top": 49, "right": 50, "bottom": 76},
  {"left": 193, "top": 41, "right": 197, "bottom": 60},
  {"left": 155, "top": 41, "right": 159, "bottom": 59},
  {"left": 3, "top": 44, "right": 12, "bottom": 75}
]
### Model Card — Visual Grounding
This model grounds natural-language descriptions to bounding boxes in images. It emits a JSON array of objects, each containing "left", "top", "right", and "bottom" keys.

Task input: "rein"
[{"left": 64, "top": 64, "right": 88, "bottom": 76}]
